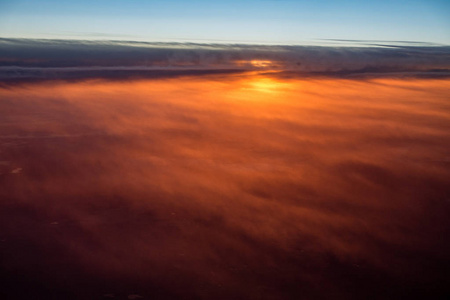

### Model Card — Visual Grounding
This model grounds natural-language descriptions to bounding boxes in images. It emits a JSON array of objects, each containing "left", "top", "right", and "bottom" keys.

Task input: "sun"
[{"left": 244, "top": 77, "right": 290, "bottom": 94}]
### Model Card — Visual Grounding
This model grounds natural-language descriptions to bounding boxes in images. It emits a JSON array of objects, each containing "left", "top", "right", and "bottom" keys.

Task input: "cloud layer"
[
  {"left": 1, "top": 38, "right": 449, "bottom": 82},
  {"left": 1, "top": 75, "right": 449, "bottom": 299}
]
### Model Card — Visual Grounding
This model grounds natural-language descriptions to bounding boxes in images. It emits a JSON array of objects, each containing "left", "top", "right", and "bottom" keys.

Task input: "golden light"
[
  {"left": 233, "top": 59, "right": 277, "bottom": 69},
  {"left": 250, "top": 60, "right": 273, "bottom": 68},
  {"left": 246, "top": 77, "right": 287, "bottom": 93}
]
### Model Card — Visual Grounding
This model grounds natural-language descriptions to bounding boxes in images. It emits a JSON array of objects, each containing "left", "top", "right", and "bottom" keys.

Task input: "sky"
[
  {"left": 0, "top": 0, "right": 449, "bottom": 44},
  {"left": 1, "top": 2, "right": 450, "bottom": 300}
]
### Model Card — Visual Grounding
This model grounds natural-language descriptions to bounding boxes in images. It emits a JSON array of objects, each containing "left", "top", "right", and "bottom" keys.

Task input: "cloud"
[
  {"left": 1, "top": 76, "right": 449, "bottom": 299},
  {"left": 0, "top": 38, "right": 449, "bottom": 83}
]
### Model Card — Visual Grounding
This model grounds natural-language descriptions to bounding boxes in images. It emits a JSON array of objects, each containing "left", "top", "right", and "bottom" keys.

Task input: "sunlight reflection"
[{"left": 245, "top": 77, "right": 289, "bottom": 94}]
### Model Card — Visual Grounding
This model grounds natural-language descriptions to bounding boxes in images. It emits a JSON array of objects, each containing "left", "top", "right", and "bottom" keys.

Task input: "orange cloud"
[{"left": 0, "top": 75, "right": 449, "bottom": 299}]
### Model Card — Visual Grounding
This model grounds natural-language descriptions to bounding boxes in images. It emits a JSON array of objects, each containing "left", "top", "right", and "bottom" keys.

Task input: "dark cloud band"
[{"left": 1, "top": 38, "right": 449, "bottom": 82}]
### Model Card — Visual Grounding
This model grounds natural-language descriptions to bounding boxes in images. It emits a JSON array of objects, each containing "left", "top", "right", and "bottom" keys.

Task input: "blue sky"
[{"left": 0, "top": 0, "right": 449, "bottom": 44}]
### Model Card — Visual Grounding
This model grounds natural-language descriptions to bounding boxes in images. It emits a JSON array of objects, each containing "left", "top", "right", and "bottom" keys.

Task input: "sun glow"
[
  {"left": 246, "top": 77, "right": 289, "bottom": 94},
  {"left": 250, "top": 79, "right": 278, "bottom": 92},
  {"left": 250, "top": 60, "right": 273, "bottom": 68},
  {"left": 234, "top": 59, "right": 276, "bottom": 68}
]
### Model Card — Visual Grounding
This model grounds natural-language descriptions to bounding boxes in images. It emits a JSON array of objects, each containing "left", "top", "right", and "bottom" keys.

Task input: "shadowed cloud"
[{"left": 1, "top": 38, "right": 449, "bottom": 83}]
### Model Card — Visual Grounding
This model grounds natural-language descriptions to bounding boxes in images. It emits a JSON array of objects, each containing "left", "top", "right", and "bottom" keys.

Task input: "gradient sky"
[{"left": 0, "top": 0, "right": 449, "bottom": 44}]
